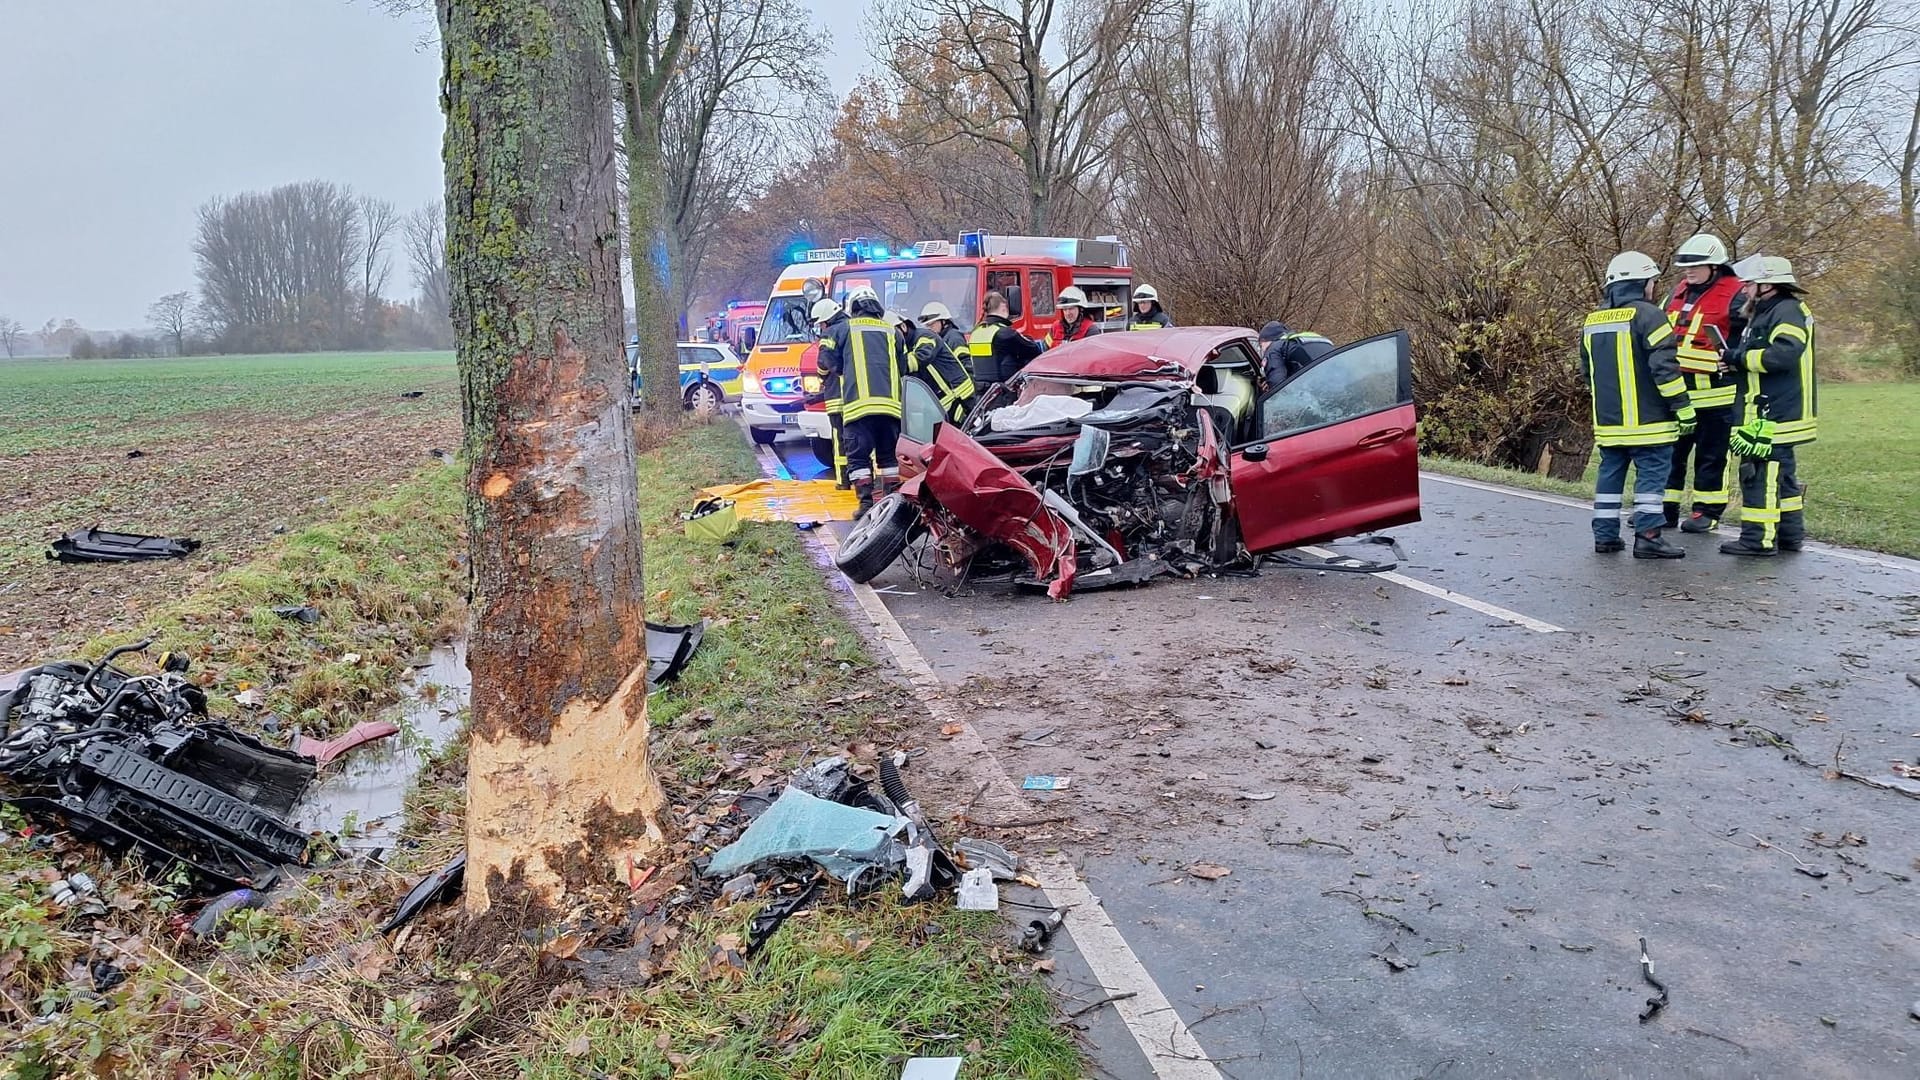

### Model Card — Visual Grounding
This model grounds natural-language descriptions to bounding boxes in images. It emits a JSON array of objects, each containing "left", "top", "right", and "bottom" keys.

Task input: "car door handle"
[{"left": 1357, "top": 427, "right": 1406, "bottom": 449}]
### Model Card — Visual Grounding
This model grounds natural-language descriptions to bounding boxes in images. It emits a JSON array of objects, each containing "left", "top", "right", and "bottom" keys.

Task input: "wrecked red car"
[{"left": 834, "top": 326, "right": 1420, "bottom": 596}]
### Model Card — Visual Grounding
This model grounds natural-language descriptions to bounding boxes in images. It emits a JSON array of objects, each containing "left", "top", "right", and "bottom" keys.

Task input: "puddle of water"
[{"left": 292, "top": 641, "right": 469, "bottom": 850}]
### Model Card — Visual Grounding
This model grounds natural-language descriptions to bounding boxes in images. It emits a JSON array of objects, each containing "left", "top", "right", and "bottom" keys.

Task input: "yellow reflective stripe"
[
  {"left": 1616, "top": 326, "right": 1636, "bottom": 428},
  {"left": 1646, "top": 321, "right": 1673, "bottom": 345},
  {"left": 1772, "top": 323, "right": 1807, "bottom": 342},
  {"left": 1694, "top": 489, "right": 1727, "bottom": 501},
  {"left": 1655, "top": 377, "right": 1687, "bottom": 398},
  {"left": 1689, "top": 385, "right": 1735, "bottom": 408},
  {"left": 1744, "top": 348, "right": 1767, "bottom": 373}
]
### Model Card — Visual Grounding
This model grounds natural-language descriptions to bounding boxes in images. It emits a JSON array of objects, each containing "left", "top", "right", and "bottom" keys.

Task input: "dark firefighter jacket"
[
  {"left": 903, "top": 325, "right": 976, "bottom": 420},
  {"left": 967, "top": 315, "right": 1044, "bottom": 384},
  {"left": 1734, "top": 292, "right": 1817, "bottom": 445},
  {"left": 1663, "top": 270, "right": 1745, "bottom": 410},
  {"left": 1128, "top": 303, "right": 1173, "bottom": 330},
  {"left": 820, "top": 314, "right": 903, "bottom": 422},
  {"left": 1580, "top": 281, "right": 1690, "bottom": 447},
  {"left": 1262, "top": 331, "right": 1333, "bottom": 385}
]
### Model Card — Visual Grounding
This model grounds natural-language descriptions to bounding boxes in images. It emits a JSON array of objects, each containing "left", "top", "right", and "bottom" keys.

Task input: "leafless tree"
[
  {"left": 879, "top": 0, "right": 1170, "bottom": 234},
  {"left": 0, "top": 317, "right": 24, "bottom": 358},
  {"left": 194, "top": 180, "right": 364, "bottom": 352},
  {"left": 357, "top": 194, "right": 399, "bottom": 310},
  {"left": 403, "top": 201, "right": 452, "bottom": 340},
  {"left": 146, "top": 292, "right": 193, "bottom": 356}
]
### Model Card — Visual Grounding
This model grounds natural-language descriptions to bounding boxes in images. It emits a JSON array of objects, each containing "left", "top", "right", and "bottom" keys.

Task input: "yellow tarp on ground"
[{"left": 698, "top": 479, "right": 859, "bottom": 524}]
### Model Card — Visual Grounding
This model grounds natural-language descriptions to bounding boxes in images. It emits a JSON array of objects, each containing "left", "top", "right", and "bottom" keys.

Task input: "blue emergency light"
[
  {"left": 788, "top": 244, "right": 808, "bottom": 263},
  {"left": 872, "top": 245, "right": 890, "bottom": 259},
  {"left": 959, "top": 231, "right": 985, "bottom": 258}
]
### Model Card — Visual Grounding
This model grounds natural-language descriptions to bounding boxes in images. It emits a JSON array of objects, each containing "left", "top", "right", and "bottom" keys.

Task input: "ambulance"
[{"left": 739, "top": 251, "right": 842, "bottom": 447}]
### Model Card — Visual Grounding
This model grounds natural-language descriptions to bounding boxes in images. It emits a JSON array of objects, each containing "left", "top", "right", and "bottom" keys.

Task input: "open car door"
[{"left": 1228, "top": 330, "right": 1420, "bottom": 553}]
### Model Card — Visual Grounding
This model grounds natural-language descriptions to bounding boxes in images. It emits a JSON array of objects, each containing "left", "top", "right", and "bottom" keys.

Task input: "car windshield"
[
  {"left": 831, "top": 265, "right": 978, "bottom": 332},
  {"left": 758, "top": 296, "right": 815, "bottom": 346}
]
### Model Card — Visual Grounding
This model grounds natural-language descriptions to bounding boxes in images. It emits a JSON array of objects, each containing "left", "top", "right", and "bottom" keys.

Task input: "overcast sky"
[{"left": 0, "top": 1, "right": 867, "bottom": 332}]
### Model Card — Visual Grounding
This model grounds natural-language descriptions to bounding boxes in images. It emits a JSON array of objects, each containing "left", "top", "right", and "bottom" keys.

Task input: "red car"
[{"left": 834, "top": 326, "right": 1421, "bottom": 597}]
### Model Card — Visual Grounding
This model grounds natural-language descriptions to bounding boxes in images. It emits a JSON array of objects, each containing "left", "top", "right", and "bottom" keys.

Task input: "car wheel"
[
  {"left": 835, "top": 494, "right": 917, "bottom": 583},
  {"left": 809, "top": 437, "right": 835, "bottom": 468},
  {"left": 685, "top": 381, "right": 723, "bottom": 417},
  {"left": 749, "top": 426, "right": 779, "bottom": 446}
]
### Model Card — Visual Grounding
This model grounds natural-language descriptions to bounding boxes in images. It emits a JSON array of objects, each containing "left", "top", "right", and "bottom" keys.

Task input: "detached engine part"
[{"left": 0, "top": 640, "right": 315, "bottom": 890}]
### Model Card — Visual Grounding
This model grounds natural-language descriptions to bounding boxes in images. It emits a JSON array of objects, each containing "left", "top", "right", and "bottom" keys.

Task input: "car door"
[{"left": 1228, "top": 331, "right": 1420, "bottom": 552}]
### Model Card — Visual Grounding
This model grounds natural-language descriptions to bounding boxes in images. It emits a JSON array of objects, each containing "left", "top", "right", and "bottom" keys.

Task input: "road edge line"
[
  {"left": 751, "top": 443, "right": 1224, "bottom": 1080},
  {"left": 1300, "top": 545, "right": 1568, "bottom": 634}
]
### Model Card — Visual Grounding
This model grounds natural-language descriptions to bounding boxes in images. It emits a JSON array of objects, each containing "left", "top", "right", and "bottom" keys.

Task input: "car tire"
[
  {"left": 685, "top": 381, "right": 723, "bottom": 418},
  {"left": 749, "top": 426, "right": 779, "bottom": 446},
  {"left": 809, "top": 437, "right": 835, "bottom": 468},
  {"left": 835, "top": 494, "right": 917, "bottom": 583}
]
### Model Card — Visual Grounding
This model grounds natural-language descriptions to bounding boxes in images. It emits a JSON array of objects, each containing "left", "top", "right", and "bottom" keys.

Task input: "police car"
[{"left": 626, "top": 339, "right": 746, "bottom": 414}]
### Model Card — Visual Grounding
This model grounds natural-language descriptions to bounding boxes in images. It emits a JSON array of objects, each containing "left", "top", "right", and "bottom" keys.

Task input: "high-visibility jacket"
[
  {"left": 1734, "top": 293, "right": 1817, "bottom": 445},
  {"left": 1663, "top": 272, "right": 1744, "bottom": 410},
  {"left": 820, "top": 314, "right": 902, "bottom": 422},
  {"left": 903, "top": 326, "right": 976, "bottom": 420},
  {"left": 1051, "top": 314, "right": 1101, "bottom": 346},
  {"left": 1580, "top": 287, "right": 1690, "bottom": 447},
  {"left": 968, "top": 315, "right": 1043, "bottom": 384},
  {"left": 1128, "top": 304, "right": 1173, "bottom": 331}
]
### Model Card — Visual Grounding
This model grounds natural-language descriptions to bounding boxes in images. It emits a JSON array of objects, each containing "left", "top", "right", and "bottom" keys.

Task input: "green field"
[
  {"left": 1429, "top": 382, "right": 1920, "bottom": 558},
  {"left": 0, "top": 350, "right": 456, "bottom": 454}
]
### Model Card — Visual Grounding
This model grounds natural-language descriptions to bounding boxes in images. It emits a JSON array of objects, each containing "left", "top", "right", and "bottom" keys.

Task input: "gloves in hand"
[
  {"left": 1729, "top": 416, "right": 1775, "bottom": 458},
  {"left": 1675, "top": 407, "right": 1698, "bottom": 437}
]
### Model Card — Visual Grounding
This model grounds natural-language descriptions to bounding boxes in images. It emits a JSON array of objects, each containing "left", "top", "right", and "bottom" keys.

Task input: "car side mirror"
[
  {"left": 1005, "top": 284, "right": 1024, "bottom": 319},
  {"left": 1241, "top": 442, "right": 1269, "bottom": 462}
]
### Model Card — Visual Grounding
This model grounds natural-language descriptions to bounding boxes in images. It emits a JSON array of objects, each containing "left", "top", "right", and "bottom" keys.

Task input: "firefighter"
[
  {"left": 1053, "top": 286, "right": 1102, "bottom": 344},
  {"left": 811, "top": 297, "right": 850, "bottom": 487},
  {"left": 1721, "top": 257, "right": 1816, "bottom": 557},
  {"left": 819, "top": 285, "right": 904, "bottom": 516},
  {"left": 1257, "top": 322, "right": 1334, "bottom": 386},
  {"left": 1662, "top": 233, "right": 1747, "bottom": 532},
  {"left": 891, "top": 310, "right": 976, "bottom": 422},
  {"left": 918, "top": 301, "right": 970, "bottom": 359},
  {"left": 967, "top": 290, "right": 1045, "bottom": 392},
  {"left": 1581, "top": 251, "right": 1696, "bottom": 559},
  {"left": 1129, "top": 284, "right": 1173, "bottom": 329}
]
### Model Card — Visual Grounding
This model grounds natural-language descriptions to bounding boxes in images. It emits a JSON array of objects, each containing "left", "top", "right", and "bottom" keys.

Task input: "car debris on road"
[{"left": 47, "top": 526, "right": 201, "bottom": 563}]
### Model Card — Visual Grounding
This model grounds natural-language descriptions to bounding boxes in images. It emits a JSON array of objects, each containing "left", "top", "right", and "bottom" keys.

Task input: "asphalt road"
[{"left": 770, "top": 433, "right": 1920, "bottom": 1079}]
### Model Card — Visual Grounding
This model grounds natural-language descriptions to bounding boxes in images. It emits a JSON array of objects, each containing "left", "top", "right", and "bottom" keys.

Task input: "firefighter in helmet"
[
  {"left": 1128, "top": 284, "right": 1173, "bottom": 329},
  {"left": 818, "top": 286, "right": 905, "bottom": 515},
  {"left": 1662, "top": 232, "right": 1747, "bottom": 532},
  {"left": 894, "top": 309, "right": 976, "bottom": 422},
  {"left": 1721, "top": 257, "right": 1817, "bottom": 556}
]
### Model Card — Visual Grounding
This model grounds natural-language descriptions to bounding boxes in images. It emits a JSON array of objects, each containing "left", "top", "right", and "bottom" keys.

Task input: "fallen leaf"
[
  {"left": 821, "top": 637, "right": 837, "bottom": 649},
  {"left": 565, "top": 1036, "right": 590, "bottom": 1057},
  {"left": 939, "top": 722, "right": 965, "bottom": 738},
  {"left": 1372, "top": 942, "right": 1417, "bottom": 971},
  {"left": 1033, "top": 958, "right": 1056, "bottom": 973},
  {"left": 541, "top": 932, "right": 584, "bottom": 961},
  {"left": 1188, "top": 862, "right": 1231, "bottom": 881}
]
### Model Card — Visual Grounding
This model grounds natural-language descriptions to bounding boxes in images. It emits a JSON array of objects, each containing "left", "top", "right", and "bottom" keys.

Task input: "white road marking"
[
  {"left": 1423, "top": 471, "right": 1920, "bottom": 576},
  {"left": 1300, "top": 545, "right": 1568, "bottom": 634},
  {"left": 753, "top": 445, "right": 1224, "bottom": 1080}
]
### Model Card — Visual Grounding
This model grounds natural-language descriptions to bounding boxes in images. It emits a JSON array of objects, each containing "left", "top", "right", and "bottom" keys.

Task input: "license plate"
[{"left": 782, "top": 414, "right": 798, "bottom": 425}]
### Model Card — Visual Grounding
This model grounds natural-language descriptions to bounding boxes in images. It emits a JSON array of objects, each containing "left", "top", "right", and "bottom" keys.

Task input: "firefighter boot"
[
  {"left": 1778, "top": 511, "right": 1806, "bottom": 552},
  {"left": 1679, "top": 510, "right": 1719, "bottom": 534},
  {"left": 1719, "top": 538, "right": 1777, "bottom": 556},
  {"left": 852, "top": 477, "right": 875, "bottom": 518},
  {"left": 1595, "top": 539, "right": 1625, "bottom": 554},
  {"left": 1633, "top": 529, "right": 1686, "bottom": 560}
]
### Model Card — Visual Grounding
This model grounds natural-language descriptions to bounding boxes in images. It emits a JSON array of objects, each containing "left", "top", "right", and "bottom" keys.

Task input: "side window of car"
[
  {"left": 986, "top": 270, "right": 1023, "bottom": 318},
  {"left": 1030, "top": 271, "right": 1056, "bottom": 318},
  {"left": 901, "top": 379, "right": 945, "bottom": 443},
  {"left": 1257, "top": 336, "right": 1400, "bottom": 439}
]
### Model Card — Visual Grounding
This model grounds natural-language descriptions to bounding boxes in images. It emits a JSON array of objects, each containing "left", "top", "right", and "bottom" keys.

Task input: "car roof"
[{"left": 1022, "top": 326, "right": 1254, "bottom": 378}]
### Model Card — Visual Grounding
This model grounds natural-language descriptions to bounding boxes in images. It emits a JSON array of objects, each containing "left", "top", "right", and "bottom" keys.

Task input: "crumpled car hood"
[{"left": 904, "top": 422, "right": 1077, "bottom": 598}]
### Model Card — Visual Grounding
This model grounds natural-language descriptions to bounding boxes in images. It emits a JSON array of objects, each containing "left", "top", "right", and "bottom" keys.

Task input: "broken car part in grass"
[
  {"left": 46, "top": 526, "right": 202, "bottom": 563},
  {"left": 833, "top": 327, "right": 1423, "bottom": 597}
]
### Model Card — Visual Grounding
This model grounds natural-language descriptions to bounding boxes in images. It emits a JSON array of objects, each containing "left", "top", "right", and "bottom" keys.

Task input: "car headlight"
[
  {"left": 802, "top": 375, "right": 822, "bottom": 394},
  {"left": 742, "top": 373, "right": 761, "bottom": 394}
]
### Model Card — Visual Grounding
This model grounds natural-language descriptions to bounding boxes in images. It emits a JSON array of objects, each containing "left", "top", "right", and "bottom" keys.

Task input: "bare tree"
[
  {"left": 0, "top": 317, "right": 24, "bottom": 358},
  {"left": 879, "top": 0, "right": 1168, "bottom": 234},
  {"left": 357, "top": 195, "right": 400, "bottom": 321},
  {"left": 603, "top": 0, "right": 694, "bottom": 416},
  {"left": 440, "top": 0, "right": 668, "bottom": 916},
  {"left": 194, "top": 181, "right": 364, "bottom": 352},
  {"left": 403, "top": 201, "right": 452, "bottom": 341},
  {"left": 146, "top": 292, "right": 193, "bottom": 356}
]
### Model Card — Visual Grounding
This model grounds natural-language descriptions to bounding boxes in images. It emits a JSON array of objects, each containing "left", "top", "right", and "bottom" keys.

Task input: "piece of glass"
[{"left": 705, "top": 787, "right": 900, "bottom": 880}]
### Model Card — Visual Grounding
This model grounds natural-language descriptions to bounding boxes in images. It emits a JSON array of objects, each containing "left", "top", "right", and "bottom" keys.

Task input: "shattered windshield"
[
  {"left": 758, "top": 296, "right": 814, "bottom": 346},
  {"left": 831, "top": 265, "right": 978, "bottom": 331}
]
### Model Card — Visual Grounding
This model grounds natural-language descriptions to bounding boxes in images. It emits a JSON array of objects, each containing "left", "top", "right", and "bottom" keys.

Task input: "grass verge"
[
  {"left": 3, "top": 419, "right": 1081, "bottom": 1079},
  {"left": 1425, "top": 382, "right": 1920, "bottom": 558}
]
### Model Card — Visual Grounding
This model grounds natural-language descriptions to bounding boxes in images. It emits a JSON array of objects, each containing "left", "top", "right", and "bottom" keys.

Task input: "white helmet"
[
  {"left": 918, "top": 301, "right": 954, "bottom": 324},
  {"left": 1604, "top": 251, "right": 1661, "bottom": 285},
  {"left": 1057, "top": 286, "right": 1088, "bottom": 307},
  {"left": 1132, "top": 284, "right": 1159, "bottom": 302},
  {"left": 810, "top": 298, "right": 841, "bottom": 323},
  {"left": 884, "top": 309, "right": 912, "bottom": 328},
  {"left": 847, "top": 285, "right": 881, "bottom": 309},
  {"left": 1748, "top": 255, "right": 1800, "bottom": 288},
  {"left": 1674, "top": 233, "right": 1730, "bottom": 266}
]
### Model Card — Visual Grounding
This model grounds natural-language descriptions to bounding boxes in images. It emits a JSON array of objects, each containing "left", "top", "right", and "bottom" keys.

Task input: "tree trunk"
[
  {"left": 627, "top": 107, "right": 683, "bottom": 420},
  {"left": 439, "top": 0, "right": 668, "bottom": 919}
]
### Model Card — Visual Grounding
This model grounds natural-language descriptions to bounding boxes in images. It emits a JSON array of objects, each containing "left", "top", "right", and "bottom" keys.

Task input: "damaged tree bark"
[{"left": 438, "top": 0, "right": 667, "bottom": 918}]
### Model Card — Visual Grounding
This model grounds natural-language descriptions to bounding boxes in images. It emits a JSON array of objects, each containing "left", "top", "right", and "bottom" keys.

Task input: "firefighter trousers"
[
  {"left": 1593, "top": 443, "right": 1673, "bottom": 542},
  {"left": 1664, "top": 407, "right": 1733, "bottom": 520},
  {"left": 841, "top": 415, "right": 900, "bottom": 481},
  {"left": 1737, "top": 446, "right": 1805, "bottom": 551}
]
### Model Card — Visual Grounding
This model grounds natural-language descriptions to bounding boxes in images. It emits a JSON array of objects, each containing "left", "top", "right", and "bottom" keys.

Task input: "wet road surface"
[{"left": 771, "top": 433, "right": 1920, "bottom": 1079}]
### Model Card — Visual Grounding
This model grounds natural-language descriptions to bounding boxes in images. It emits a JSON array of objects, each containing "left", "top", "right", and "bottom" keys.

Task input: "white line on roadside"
[
  {"left": 753, "top": 445, "right": 1224, "bottom": 1080},
  {"left": 1422, "top": 471, "right": 1920, "bottom": 576},
  {"left": 1301, "top": 544, "right": 1568, "bottom": 634}
]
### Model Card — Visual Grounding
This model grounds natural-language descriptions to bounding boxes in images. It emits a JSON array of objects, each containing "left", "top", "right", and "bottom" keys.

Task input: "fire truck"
[{"left": 795, "top": 232, "right": 1134, "bottom": 465}]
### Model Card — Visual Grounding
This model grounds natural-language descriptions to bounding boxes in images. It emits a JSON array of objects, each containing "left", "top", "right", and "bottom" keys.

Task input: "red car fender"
[{"left": 912, "top": 423, "right": 1078, "bottom": 598}]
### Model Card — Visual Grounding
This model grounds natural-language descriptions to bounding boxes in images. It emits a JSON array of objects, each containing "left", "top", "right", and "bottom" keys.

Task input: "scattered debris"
[
  {"left": 1018, "top": 727, "right": 1056, "bottom": 744},
  {"left": 190, "top": 887, "right": 271, "bottom": 937},
  {"left": 47, "top": 526, "right": 201, "bottom": 563},
  {"left": 126, "top": 449, "right": 146, "bottom": 459},
  {"left": 743, "top": 877, "right": 823, "bottom": 956},
  {"left": 271, "top": 604, "right": 321, "bottom": 623},
  {"left": 1373, "top": 941, "right": 1417, "bottom": 972},
  {"left": 1559, "top": 943, "right": 1595, "bottom": 953},
  {"left": 293, "top": 719, "right": 401, "bottom": 767},
  {"left": 1021, "top": 775, "right": 1071, "bottom": 791},
  {"left": 1237, "top": 791, "right": 1277, "bottom": 802},
  {"left": 704, "top": 787, "right": 898, "bottom": 883},
  {"left": 233, "top": 688, "right": 265, "bottom": 709},
  {"left": 719, "top": 872, "right": 757, "bottom": 903},
  {"left": 1188, "top": 862, "right": 1231, "bottom": 881},
  {"left": 681, "top": 497, "right": 741, "bottom": 542},
  {"left": 697, "top": 479, "right": 859, "bottom": 524},
  {"left": 1020, "top": 909, "right": 1064, "bottom": 953},
  {"left": 900, "top": 1058, "right": 964, "bottom": 1080},
  {"left": 954, "top": 838, "right": 1018, "bottom": 880},
  {"left": 645, "top": 621, "right": 706, "bottom": 692},
  {"left": 48, "top": 872, "right": 97, "bottom": 908},
  {"left": 956, "top": 867, "right": 999, "bottom": 911},
  {"left": 380, "top": 852, "right": 466, "bottom": 934},
  {"left": 399, "top": 389, "right": 425, "bottom": 399},
  {"left": 1638, "top": 937, "right": 1669, "bottom": 1022},
  {"left": 1254, "top": 738, "right": 1278, "bottom": 750}
]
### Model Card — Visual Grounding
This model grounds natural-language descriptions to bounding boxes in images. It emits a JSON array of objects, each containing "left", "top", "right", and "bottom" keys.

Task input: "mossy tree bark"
[{"left": 438, "top": 0, "right": 668, "bottom": 918}]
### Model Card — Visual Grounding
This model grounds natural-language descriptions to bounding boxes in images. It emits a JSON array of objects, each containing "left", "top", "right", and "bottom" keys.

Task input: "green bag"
[{"left": 682, "top": 497, "right": 739, "bottom": 543}]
